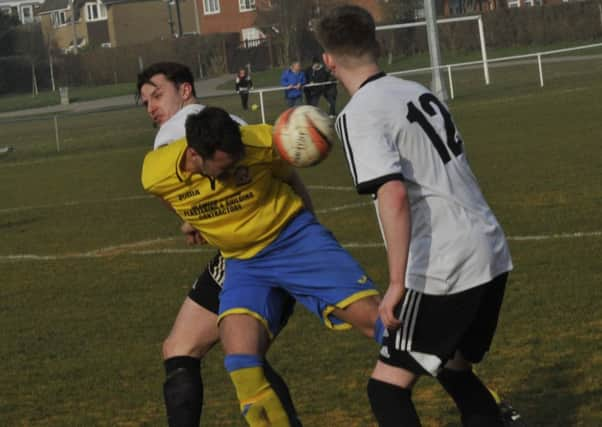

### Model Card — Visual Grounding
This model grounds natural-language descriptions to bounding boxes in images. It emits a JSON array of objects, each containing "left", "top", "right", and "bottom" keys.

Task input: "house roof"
[
  {"left": 102, "top": 0, "right": 157, "bottom": 6},
  {"left": 37, "top": 0, "right": 71, "bottom": 13},
  {"left": 0, "top": 0, "right": 44, "bottom": 7},
  {"left": 37, "top": 0, "right": 153, "bottom": 12}
]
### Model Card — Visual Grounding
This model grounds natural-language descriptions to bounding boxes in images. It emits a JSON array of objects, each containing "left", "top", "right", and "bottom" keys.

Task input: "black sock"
[
  {"left": 367, "top": 378, "right": 421, "bottom": 427},
  {"left": 437, "top": 368, "right": 502, "bottom": 427},
  {"left": 264, "top": 360, "right": 302, "bottom": 426},
  {"left": 163, "top": 356, "right": 202, "bottom": 427}
]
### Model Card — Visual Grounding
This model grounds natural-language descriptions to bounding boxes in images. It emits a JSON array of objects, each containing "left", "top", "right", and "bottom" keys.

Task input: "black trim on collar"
[
  {"left": 356, "top": 173, "right": 405, "bottom": 196},
  {"left": 359, "top": 71, "right": 387, "bottom": 89},
  {"left": 175, "top": 150, "right": 185, "bottom": 183}
]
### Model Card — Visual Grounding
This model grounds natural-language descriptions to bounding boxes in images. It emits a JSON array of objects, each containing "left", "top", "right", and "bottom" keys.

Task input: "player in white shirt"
[
  {"left": 136, "top": 62, "right": 300, "bottom": 427},
  {"left": 154, "top": 104, "right": 245, "bottom": 150},
  {"left": 318, "top": 6, "right": 518, "bottom": 427}
]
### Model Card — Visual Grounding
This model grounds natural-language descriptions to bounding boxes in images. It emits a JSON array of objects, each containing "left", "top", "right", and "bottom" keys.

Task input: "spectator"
[
  {"left": 304, "top": 56, "right": 338, "bottom": 117},
  {"left": 235, "top": 67, "right": 253, "bottom": 110},
  {"left": 280, "top": 61, "right": 305, "bottom": 107}
]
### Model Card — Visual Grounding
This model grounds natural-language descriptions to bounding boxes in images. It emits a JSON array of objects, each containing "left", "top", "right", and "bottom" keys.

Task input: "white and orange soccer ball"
[{"left": 272, "top": 105, "right": 335, "bottom": 168}]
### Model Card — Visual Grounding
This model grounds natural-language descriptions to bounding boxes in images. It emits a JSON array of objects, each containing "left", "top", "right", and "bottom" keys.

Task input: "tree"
[
  {"left": 0, "top": 10, "right": 20, "bottom": 56},
  {"left": 381, "top": 0, "right": 423, "bottom": 23},
  {"left": 255, "top": 0, "right": 320, "bottom": 66},
  {"left": 0, "top": 12, "right": 47, "bottom": 96},
  {"left": 459, "top": 0, "right": 494, "bottom": 13},
  {"left": 377, "top": 0, "right": 423, "bottom": 64}
]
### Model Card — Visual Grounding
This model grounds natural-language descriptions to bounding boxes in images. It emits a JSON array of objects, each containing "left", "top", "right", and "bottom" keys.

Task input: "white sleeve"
[
  {"left": 335, "top": 109, "right": 404, "bottom": 195},
  {"left": 153, "top": 120, "right": 183, "bottom": 149},
  {"left": 153, "top": 105, "right": 199, "bottom": 149},
  {"left": 153, "top": 106, "right": 247, "bottom": 150},
  {"left": 230, "top": 114, "right": 247, "bottom": 126}
]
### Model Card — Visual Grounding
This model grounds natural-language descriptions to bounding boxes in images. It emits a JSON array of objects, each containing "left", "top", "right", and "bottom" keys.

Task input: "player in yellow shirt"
[
  {"left": 137, "top": 62, "right": 299, "bottom": 427},
  {"left": 143, "top": 124, "right": 305, "bottom": 261},
  {"left": 142, "top": 107, "right": 387, "bottom": 426}
]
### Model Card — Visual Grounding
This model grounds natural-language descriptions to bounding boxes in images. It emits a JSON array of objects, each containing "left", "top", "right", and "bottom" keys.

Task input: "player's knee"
[
  {"left": 219, "top": 314, "right": 271, "bottom": 355},
  {"left": 162, "top": 336, "right": 175, "bottom": 359},
  {"left": 162, "top": 335, "right": 210, "bottom": 359},
  {"left": 225, "top": 354, "right": 291, "bottom": 427},
  {"left": 359, "top": 297, "right": 381, "bottom": 337},
  {"left": 443, "top": 350, "right": 473, "bottom": 371},
  {"left": 354, "top": 312, "right": 379, "bottom": 339},
  {"left": 162, "top": 335, "right": 189, "bottom": 359},
  {"left": 334, "top": 297, "right": 380, "bottom": 339}
]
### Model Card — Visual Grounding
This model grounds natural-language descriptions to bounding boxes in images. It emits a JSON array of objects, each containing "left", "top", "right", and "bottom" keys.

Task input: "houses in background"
[
  {"left": 2, "top": 0, "right": 587, "bottom": 53},
  {"left": 2, "top": 0, "right": 388, "bottom": 52},
  {"left": 37, "top": 0, "right": 198, "bottom": 51},
  {"left": 0, "top": 0, "right": 44, "bottom": 24},
  {"left": 34, "top": 0, "right": 271, "bottom": 51}
]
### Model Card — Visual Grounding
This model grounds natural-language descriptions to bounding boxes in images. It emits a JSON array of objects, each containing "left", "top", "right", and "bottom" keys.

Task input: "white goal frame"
[{"left": 376, "top": 15, "right": 490, "bottom": 85}]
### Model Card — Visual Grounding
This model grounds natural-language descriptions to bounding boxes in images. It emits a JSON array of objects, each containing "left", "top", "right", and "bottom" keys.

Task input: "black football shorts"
[{"left": 379, "top": 273, "right": 508, "bottom": 376}]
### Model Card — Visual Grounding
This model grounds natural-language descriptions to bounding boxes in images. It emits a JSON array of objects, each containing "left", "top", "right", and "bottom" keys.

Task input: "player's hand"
[
  {"left": 379, "top": 283, "right": 405, "bottom": 330},
  {"left": 180, "top": 222, "right": 206, "bottom": 246}
]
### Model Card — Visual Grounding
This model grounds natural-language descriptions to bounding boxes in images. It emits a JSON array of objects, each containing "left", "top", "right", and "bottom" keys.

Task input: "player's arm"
[
  {"left": 282, "top": 169, "right": 315, "bottom": 214},
  {"left": 180, "top": 221, "right": 205, "bottom": 245},
  {"left": 270, "top": 139, "right": 315, "bottom": 213},
  {"left": 157, "top": 197, "right": 206, "bottom": 246},
  {"left": 375, "top": 179, "right": 411, "bottom": 330}
]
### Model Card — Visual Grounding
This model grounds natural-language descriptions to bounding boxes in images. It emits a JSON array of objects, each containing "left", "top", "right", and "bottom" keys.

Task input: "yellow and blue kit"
[{"left": 141, "top": 124, "right": 379, "bottom": 337}]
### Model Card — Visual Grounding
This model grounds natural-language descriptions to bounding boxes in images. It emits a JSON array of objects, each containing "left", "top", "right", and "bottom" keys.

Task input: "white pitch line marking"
[
  {"left": 1, "top": 231, "right": 600, "bottom": 262},
  {"left": 307, "top": 185, "right": 355, "bottom": 192},
  {"left": 0, "top": 186, "right": 356, "bottom": 214},
  {"left": 506, "top": 231, "right": 602, "bottom": 241},
  {"left": 316, "top": 201, "right": 371, "bottom": 214},
  {"left": 0, "top": 195, "right": 153, "bottom": 214}
]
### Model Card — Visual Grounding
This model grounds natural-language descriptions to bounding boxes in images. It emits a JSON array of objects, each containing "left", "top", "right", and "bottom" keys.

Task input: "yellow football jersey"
[{"left": 141, "top": 124, "right": 304, "bottom": 259}]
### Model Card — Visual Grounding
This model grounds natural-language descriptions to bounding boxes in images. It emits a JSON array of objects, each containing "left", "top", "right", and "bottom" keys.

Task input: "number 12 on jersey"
[{"left": 406, "top": 93, "right": 463, "bottom": 164}]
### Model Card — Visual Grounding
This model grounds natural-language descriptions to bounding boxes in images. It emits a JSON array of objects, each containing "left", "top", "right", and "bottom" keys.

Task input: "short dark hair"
[
  {"left": 136, "top": 62, "right": 196, "bottom": 98},
  {"left": 185, "top": 107, "right": 244, "bottom": 160},
  {"left": 317, "top": 5, "right": 380, "bottom": 60}
]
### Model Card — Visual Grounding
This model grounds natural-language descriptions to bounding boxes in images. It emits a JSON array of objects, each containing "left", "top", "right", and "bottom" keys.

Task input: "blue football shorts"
[{"left": 218, "top": 210, "right": 380, "bottom": 338}]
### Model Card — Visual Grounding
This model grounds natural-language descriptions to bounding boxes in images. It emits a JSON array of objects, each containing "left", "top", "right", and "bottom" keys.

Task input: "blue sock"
[{"left": 224, "top": 354, "right": 263, "bottom": 372}]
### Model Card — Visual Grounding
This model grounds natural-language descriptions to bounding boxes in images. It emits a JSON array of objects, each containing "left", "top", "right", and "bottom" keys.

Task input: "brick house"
[
  {"left": 0, "top": 0, "right": 44, "bottom": 24},
  {"left": 37, "top": 0, "right": 386, "bottom": 52},
  {"left": 196, "top": 0, "right": 385, "bottom": 43},
  {"left": 38, "top": 0, "right": 197, "bottom": 51}
]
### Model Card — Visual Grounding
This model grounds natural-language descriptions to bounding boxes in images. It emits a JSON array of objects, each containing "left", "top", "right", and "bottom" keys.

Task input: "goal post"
[{"left": 376, "top": 15, "right": 490, "bottom": 85}]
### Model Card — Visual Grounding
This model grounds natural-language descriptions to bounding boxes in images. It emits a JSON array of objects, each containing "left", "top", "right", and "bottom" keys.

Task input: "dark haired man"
[
  {"left": 142, "top": 107, "right": 393, "bottom": 427},
  {"left": 304, "top": 56, "right": 337, "bottom": 117},
  {"left": 137, "top": 62, "right": 300, "bottom": 427},
  {"left": 317, "top": 5, "right": 519, "bottom": 427}
]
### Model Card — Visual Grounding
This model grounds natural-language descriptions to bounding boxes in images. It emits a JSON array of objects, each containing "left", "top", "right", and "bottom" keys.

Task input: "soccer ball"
[{"left": 273, "top": 106, "right": 335, "bottom": 168}]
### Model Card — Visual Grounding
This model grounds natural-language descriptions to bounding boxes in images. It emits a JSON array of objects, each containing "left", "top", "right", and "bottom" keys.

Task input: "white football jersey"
[
  {"left": 335, "top": 74, "right": 512, "bottom": 295},
  {"left": 153, "top": 104, "right": 246, "bottom": 149}
]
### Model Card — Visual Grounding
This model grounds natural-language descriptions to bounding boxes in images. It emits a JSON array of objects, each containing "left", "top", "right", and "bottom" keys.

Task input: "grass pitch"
[{"left": 1, "top": 62, "right": 601, "bottom": 426}]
